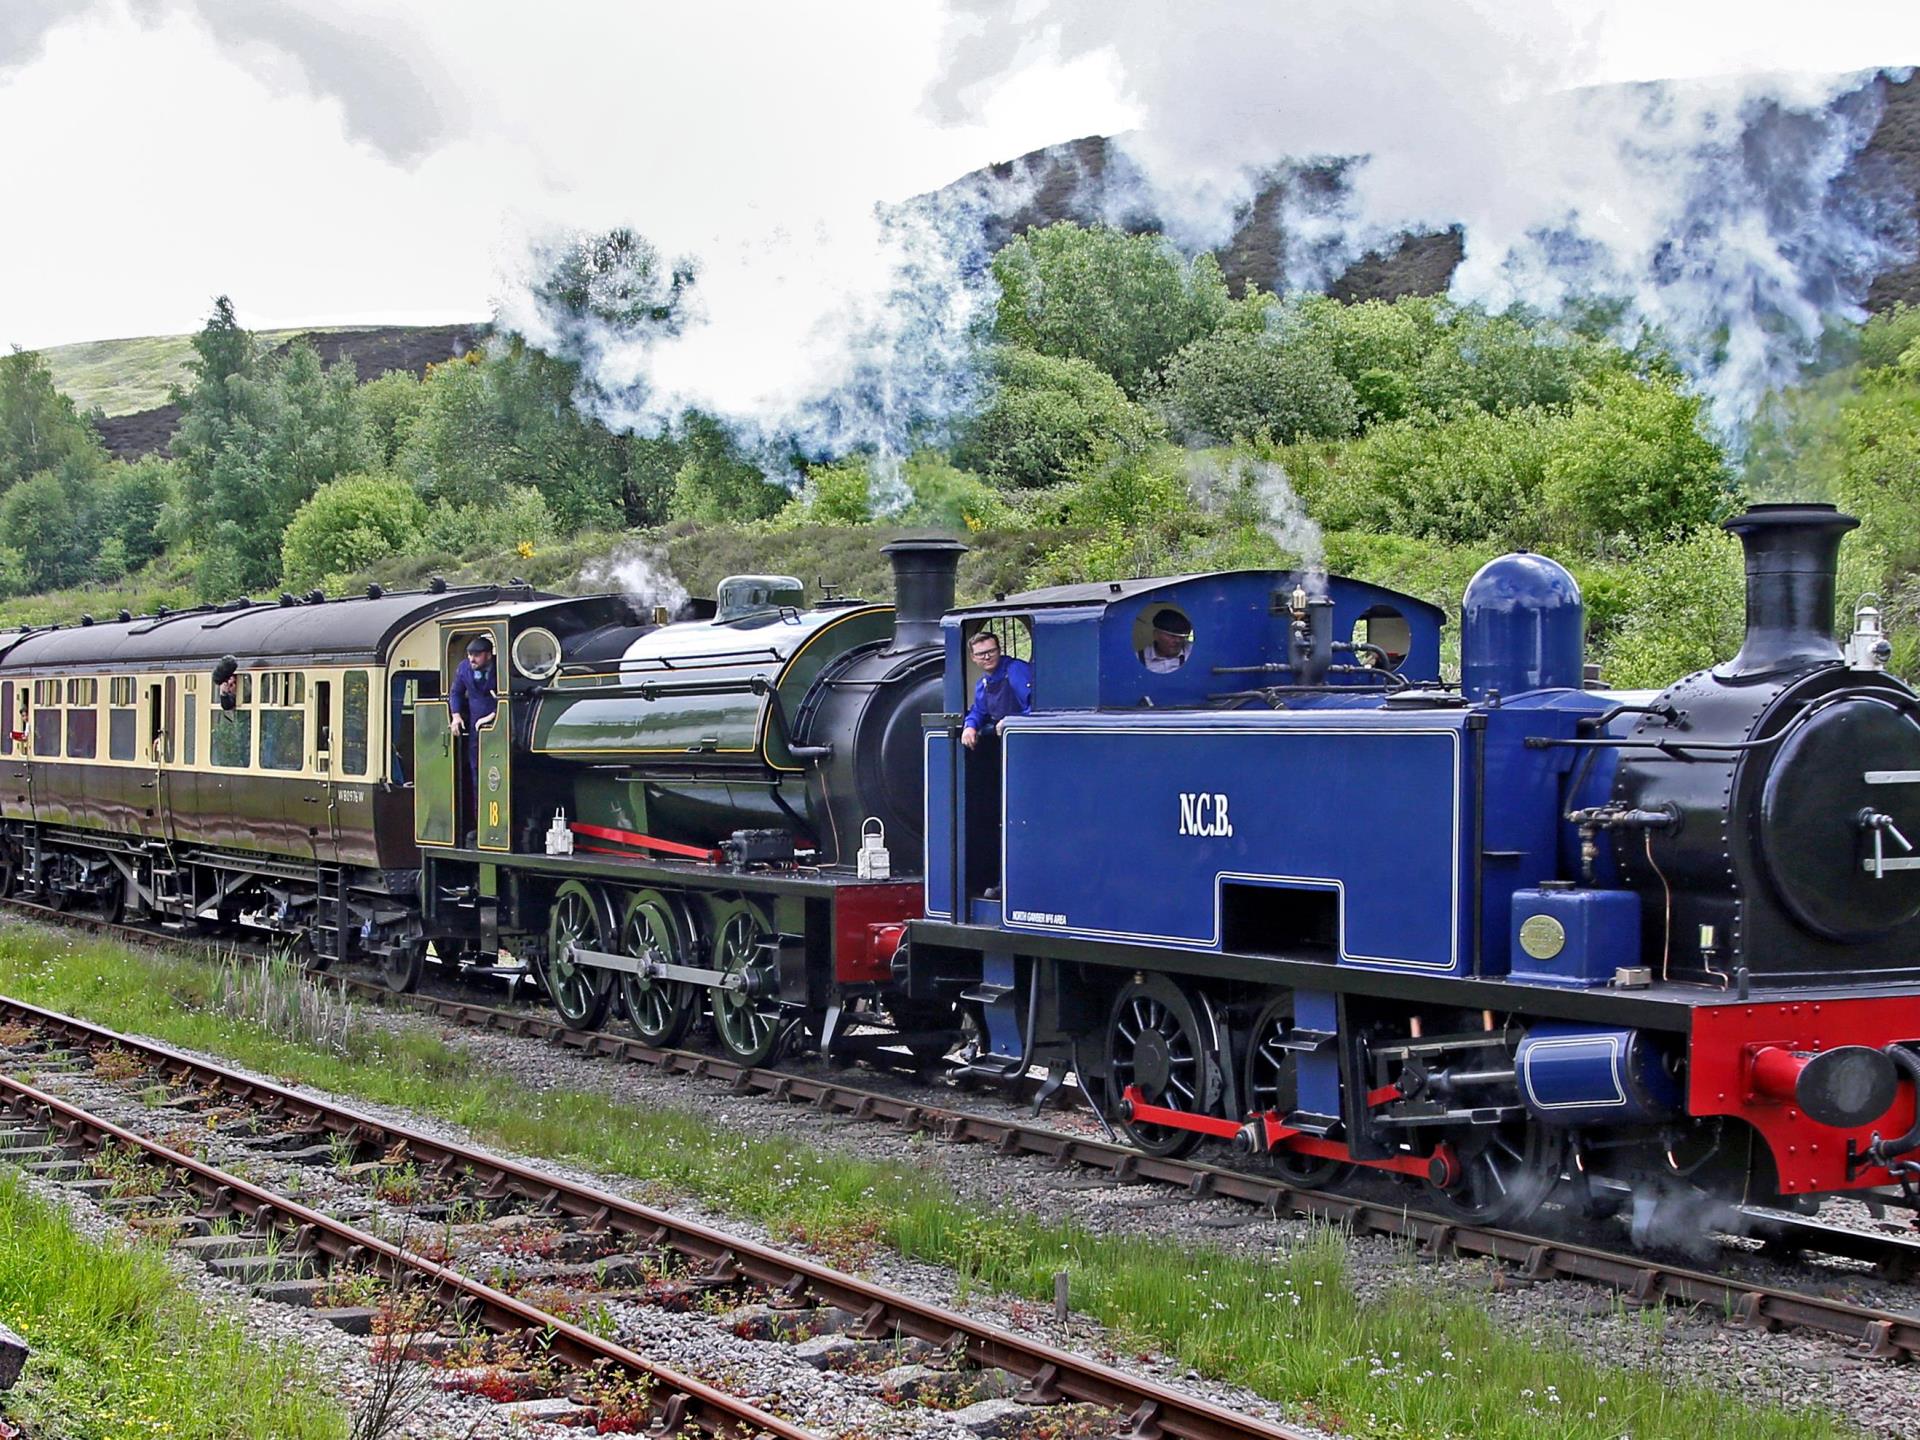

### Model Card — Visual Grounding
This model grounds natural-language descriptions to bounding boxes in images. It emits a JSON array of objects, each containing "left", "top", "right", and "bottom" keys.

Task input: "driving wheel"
[
  {"left": 545, "top": 881, "right": 615, "bottom": 1030},
  {"left": 707, "top": 897, "right": 782, "bottom": 1066},
  {"left": 1425, "top": 1118, "right": 1565, "bottom": 1227},
  {"left": 1106, "top": 974, "right": 1221, "bottom": 1158},
  {"left": 1245, "top": 995, "right": 1351, "bottom": 1188},
  {"left": 617, "top": 889, "right": 699, "bottom": 1048}
]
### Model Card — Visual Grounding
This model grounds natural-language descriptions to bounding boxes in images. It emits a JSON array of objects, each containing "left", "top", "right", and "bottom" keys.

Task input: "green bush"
[
  {"left": 1538, "top": 373, "right": 1732, "bottom": 549},
  {"left": 280, "top": 473, "right": 428, "bottom": 589},
  {"left": 1861, "top": 302, "right": 1920, "bottom": 371},
  {"left": 1159, "top": 329, "right": 1359, "bottom": 443},
  {"left": 897, "top": 451, "right": 1018, "bottom": 531},
  {"left": 778, "top": 458, "right": 876, "bottom": 527},
  {"left": 1302, "top": 405, "right": 1556, "bottom": 547},
  {"left": 419, "top": 485, "right": 558, "bottom": 560},
  {"left": 992, "top": 222, "right": 1231, "bottom": 394},
  {"left": 955, "top": 346, "right": 1162, "bottom": 489},
  {"left": 668, "top": 412, "right": 787, "bottom": 523}
]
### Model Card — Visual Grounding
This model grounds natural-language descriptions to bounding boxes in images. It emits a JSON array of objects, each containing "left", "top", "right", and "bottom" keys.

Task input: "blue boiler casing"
[{"left": 1508, "top": 885, "right": 1641, "bottom": 988}]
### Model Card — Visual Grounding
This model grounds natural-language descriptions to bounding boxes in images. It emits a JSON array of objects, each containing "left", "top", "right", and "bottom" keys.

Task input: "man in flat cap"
[
  {"left": 212, "top": 654, "right": 241, "bottom": 710},
  {"left": 1139, "top": 609, "right": 1192, "bottom": 674},
  {"left": 449, "top": 634, "right": 499, "bottom": 842}
]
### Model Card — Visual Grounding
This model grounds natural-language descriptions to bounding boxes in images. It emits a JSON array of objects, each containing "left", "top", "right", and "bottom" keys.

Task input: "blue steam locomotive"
[{"left": 905, "top": 504, "right": 1920, "bottom": 1228}]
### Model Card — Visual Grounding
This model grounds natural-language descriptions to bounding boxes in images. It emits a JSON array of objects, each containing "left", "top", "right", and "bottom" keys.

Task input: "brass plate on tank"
[{"left": 1518, "top": 914, "right": 1566, "bottom": 960}]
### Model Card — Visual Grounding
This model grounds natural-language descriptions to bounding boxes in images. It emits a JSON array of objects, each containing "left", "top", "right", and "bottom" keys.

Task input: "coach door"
[
  {"left": 311, "top": 677, "right": 338, "bottom": 864},
  {"left": 414, "top": 699, "right": 455, "bottom": 848},
  {"left": 145, "top": 679, "right": 174, "bottom": 843},
  {"left": 442, "top": 622, "right": 510, "bottom": 853}
]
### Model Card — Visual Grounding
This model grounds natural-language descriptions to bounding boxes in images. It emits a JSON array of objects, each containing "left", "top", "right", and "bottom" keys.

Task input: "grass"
[
  {"left": 0, "top": 922, "right": 1864, "bottom": 1440},
  {"left": 0, "top": 1168, "right": 347, "bottom": 1440},
  {"left": 36, "top": 328, "right": 362, "bottom": 418}
]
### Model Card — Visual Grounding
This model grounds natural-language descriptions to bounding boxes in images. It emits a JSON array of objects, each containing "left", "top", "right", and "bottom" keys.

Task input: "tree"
[
  {"left": 395, "top": 341, "right": 626, "bottom": 532},
  {"left": 92, "top": 458, "right": 176, "bottom": 577},
  {"left": 0, "top": 349, "right": 106, "bottom": 492},
  {"left": 667, "top": 412, "right": 786, "bottom": 523},
  {"left": 955, "top": 346, "right": 1161, "bottom": 489},
  {"left": 174, "top": 331, "right": 373, "bottom": 597},
  {"left": 0, "top": 471, "right": 91, "bottom": 591},
  {"left": 1159, "top": 329, "right": 1359, "bottom": 443},
  {"left": 992, "top": 223, "right": 1231, "bottom": 395},
  {"left": 528, "top": 227, "right": 697, "bottom": 362},
  {"left": 1862, "top": 302, "right": 1920, "bottom": 371},
  {"left": 1539, "top": 374, "right": 1731, "bottom": 548},
  {"left": 280, "top": 474, "right": 428, "bottom": 588},
  {"left": 358, "top": 370, "right": 425, "bottom": 468}
]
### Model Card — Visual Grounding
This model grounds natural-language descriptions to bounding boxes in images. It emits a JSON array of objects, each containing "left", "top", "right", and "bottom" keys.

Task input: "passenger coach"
[{"left": 0, "top": 582, "right": 566, "bottom": 983}]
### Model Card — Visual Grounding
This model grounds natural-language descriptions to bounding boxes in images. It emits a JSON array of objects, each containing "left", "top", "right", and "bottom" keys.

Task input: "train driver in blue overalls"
[
  {"left": 959, "top": 630, "right": 1032, "bottom": 750},
  {"left": 959, "top": 629, "right": 1032, "bottom": 900},
  {"left": 447, "top": 635, "right": 498, "bottom": 840}
]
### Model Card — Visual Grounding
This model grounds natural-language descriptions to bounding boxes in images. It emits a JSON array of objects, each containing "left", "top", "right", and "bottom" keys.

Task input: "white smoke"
[
  {"left": 498, "top": 178, "right": 1030, "bottom": 484},
  {"left": 1186, "top": 453, "right": 1326, "bottom": 580},
  {"left": 931, "top": 2, "right": 1920, "bottom": 432},
  {"left": 573, "top": 538, "right": 689, "bottom": 614}
]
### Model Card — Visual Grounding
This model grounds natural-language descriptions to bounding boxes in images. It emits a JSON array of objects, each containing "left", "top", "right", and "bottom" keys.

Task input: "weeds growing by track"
[{"left": 0, "top": 921, "right": 1866, "bottom": 1440}]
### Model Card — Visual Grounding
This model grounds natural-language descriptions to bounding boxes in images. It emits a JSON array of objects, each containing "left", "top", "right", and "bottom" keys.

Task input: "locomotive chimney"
[
  {"left": 881, "top": 538, "right": 968, "bottom": 653},
  {"left": 1719, "top": 503, "right": 1859, "bottom": 680}
]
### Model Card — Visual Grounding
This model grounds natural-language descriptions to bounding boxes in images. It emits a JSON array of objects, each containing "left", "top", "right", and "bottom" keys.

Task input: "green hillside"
[{"left": 37, "top": 327, "right": 360, "bottom": 417}]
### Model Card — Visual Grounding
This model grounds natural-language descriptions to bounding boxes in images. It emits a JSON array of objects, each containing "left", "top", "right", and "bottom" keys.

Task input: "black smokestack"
[
  {"left": 1719, "top": 503, "right": 1859, "bottom": 679},
  {"left": 881, "top": 537, "right": 967, "bottom": 652}
]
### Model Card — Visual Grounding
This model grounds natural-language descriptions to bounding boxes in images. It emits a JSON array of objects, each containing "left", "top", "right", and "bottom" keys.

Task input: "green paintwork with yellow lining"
[{"left": 530, "top": 606, "right": 892, "bottom": 771}]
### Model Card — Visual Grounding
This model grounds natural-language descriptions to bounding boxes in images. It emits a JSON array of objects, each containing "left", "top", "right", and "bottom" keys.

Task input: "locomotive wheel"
[
  {"left": 707, "top": 898, "right": 782, "bottom": 1066},
  {"left": 1245, "top": 996, "right": 1351, "bottom": 1188},
  {"left": 617, "top": 889, "right": 699, "bottom": 1048},
  {"left": 1426, "top": 1119, "right": 1565, "bottom": 1227},
  {"left": 381, "top": 937, "right": 425, "bottom": 994},
  {"left": 1107, "top": 975, "right": 1222, "bottom": 1159},
  {"left": 0, "top": 843, "right": 17, "bottom": 898},
  {"left": 545, "top": 881, "right": 616, "bottom": 1030}
]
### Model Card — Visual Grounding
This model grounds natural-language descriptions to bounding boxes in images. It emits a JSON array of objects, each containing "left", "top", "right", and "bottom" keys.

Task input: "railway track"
[
  {"left": 0, "top": 992, "right": 1309, "bottom": 1440},
  {"left": 7, "top": 897, "right": 1920, "bottom": 1366}
]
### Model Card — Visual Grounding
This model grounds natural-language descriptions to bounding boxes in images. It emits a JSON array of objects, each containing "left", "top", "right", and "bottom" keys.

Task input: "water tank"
[{"left": 1461, "top": 552, "right": 1584, "bottom": 701}]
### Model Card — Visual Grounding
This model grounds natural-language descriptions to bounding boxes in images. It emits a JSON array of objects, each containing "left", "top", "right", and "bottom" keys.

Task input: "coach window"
[
  {"left": 32, "top": 680, "right": 60, "bottom": 757},
  {"left": 108, "top": 676, "right": 137, "bottom": 761},
  {"left": 181, "top": 675, "right": 198, "bottom": 765},
  {"left": 210, "top": 673, "right": 253, "bottom": 768},
  {"left": 343, "top": 670, "right": 370, "bottom": 777},
  {"left": 259, "top": 671, "right": 306, "bottom": 773},
  {"left": 65, "top": 678, "right": 98, "bottom": 760}
]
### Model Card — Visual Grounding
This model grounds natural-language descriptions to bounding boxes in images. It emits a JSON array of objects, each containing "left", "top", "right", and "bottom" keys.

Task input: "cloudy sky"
[{"left": 2, "top": 1, "right": 1917, "bottom": 351}]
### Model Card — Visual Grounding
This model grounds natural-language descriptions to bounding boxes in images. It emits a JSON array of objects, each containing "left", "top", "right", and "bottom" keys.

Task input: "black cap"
[
  {"left": 1151, "top": 608, "right": 1191, "bottom": 636},
  {"left": 211, "top": 655, "right": 238, "bottom": 685},
  {"left": 467, "top": 634, "right": 494, "bottom": 657}
]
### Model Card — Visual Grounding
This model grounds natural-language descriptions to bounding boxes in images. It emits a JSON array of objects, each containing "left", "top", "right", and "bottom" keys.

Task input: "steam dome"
[{"left": 1462, "top": 552, "right": 1584, "bottom": 701}]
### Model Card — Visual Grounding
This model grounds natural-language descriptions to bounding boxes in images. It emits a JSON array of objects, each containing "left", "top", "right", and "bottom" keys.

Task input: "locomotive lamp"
[{"left": 1846, "top": 596, "right": 1894, "bottom": 671}]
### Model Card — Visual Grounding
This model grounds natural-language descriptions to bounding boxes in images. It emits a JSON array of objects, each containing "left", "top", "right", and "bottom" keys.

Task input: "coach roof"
[{"left": 0, "top": 585, "right": 537, "bottom": 673}]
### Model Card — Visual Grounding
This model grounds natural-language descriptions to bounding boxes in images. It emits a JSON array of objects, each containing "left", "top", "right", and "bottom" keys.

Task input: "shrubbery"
[{"left": 10, "top": 217, "right": 1920, "bottom": 696}]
